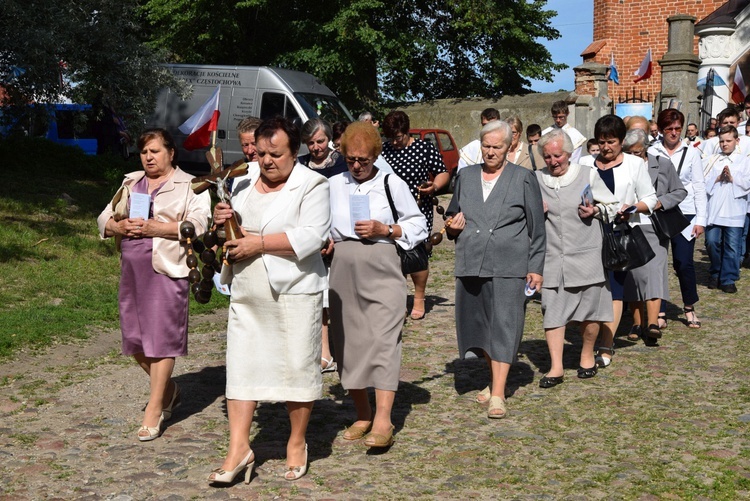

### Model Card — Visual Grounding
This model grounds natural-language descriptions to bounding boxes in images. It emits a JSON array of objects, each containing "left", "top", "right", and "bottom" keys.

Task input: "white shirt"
[
  {"left": 543, "top": 123, "right": 586, "bottom": 163},
  {"left": 697, "top": 135, "right": 750, "bottom": 158},
  {"left": 457, "top": 139, "right": 482, "bottom": 170},
  {"left": 328, "top": 169, "right": 427, "bottom": 250},
  {"left": 648, "top": 141, "right": 708, "bottom": 226},
  {"left": 703, "top": 151, "right": 750, "bottom": 227}
]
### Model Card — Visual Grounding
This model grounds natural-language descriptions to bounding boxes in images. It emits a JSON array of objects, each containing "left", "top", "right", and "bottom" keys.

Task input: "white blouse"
[
  {"left": 328, "top": 169, "right": 428, "bottom": 250},
  {"left": 649, "top": 141, "right": 707, "bottom": 226}
]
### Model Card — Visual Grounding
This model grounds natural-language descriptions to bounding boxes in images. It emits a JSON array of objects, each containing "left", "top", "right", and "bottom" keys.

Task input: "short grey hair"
[
  {"left": 623, "top": 128, "right": 649, "bottom": 150},
  {"left": 358, "top": 111, "right": 374, "bottom": 122},
  {"left": 479, "top": 120, "right": 512, "bottom": 147},
  {"left": 300, "top": 118, "right": 332, "bottom": 143},
  {"left": 537, "top": 129, "right": 574, "bottom": 156}
]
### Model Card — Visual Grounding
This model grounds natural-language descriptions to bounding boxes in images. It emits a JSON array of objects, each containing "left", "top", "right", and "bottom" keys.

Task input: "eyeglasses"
[
  {"left": 664, "top": 127, "right": 682, "bottom": 133},
  {"left": 345, "top": 156, "right": 372, "bottom": 166},
  {"left": 511, "top": 130, "right": 520, "bottom": 136}
]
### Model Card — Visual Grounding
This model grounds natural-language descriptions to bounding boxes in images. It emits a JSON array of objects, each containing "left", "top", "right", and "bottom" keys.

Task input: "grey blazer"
[
  {"left": 647, "top": 153, "right": 688, "bottom": 210},
  {"left": 447, "top": 163, "right": 546, "bottom": 278}
]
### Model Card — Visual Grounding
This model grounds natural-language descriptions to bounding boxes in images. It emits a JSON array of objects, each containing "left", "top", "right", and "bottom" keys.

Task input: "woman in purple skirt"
[{"left": 97, "top": 129, "right": 210, "bottom": 441}]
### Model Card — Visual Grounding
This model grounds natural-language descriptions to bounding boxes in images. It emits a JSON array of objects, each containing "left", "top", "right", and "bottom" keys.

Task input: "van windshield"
[{"left": 294, "top": 93, "right": 353, "bottom": 124}]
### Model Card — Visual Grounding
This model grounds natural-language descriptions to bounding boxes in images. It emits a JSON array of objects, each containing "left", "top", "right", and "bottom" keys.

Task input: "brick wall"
[{"left": 589, "top": 0, "right": 725, "bottom": 101}]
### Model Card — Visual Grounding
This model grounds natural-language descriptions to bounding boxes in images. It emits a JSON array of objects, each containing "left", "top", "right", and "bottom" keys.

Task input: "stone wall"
[{"left": 397, "top": 91, "right": 572, "bottom": 148}]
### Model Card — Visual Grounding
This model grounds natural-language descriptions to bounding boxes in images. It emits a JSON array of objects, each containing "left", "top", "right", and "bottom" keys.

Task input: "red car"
[{"left": 409, "top": 128, "right": 459, "bottom": 179}]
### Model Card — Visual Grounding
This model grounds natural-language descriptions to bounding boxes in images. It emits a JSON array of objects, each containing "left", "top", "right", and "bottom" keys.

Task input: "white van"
[{"left": 148, "top": 64, "right": 354, "bottom": 170}]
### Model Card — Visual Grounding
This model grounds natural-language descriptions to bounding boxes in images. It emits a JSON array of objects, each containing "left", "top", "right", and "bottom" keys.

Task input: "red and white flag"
[
  {"left": 178, "top": 86, "right": 221, "bottom": 151},
  {"left": 633, "top": 49, "right": 652, "bottom": 83},
  {"left": 732, "top": 67, "right": 747, "bottom": 104}
]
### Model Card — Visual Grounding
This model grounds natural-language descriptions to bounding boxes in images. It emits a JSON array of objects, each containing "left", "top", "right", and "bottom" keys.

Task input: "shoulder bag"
[
  {"left": 601, "top": 211, "right": 655, "bottom": 272},
  {"left": 383, "top": 174, "right": 429, "bottom": 275},
  {"left": 650, "top": 150, "right": 690, "bottom": 241}
]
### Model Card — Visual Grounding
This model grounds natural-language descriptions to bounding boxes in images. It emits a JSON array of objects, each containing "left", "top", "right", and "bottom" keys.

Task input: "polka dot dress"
[{"left": 382, "top": 139, "right": 447, "bottom": 234}]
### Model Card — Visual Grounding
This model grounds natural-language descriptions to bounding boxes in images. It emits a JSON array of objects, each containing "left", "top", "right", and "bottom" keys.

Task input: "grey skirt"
[
  {"left": 541, "top": 282, "right": 614, "bottom": 329},
  {"left": 623, "top": 222, "right": 669, "bottom": 301},
  {"left": 328, "top": 240, "right": 406, "bottom": 392},
  {"left": 455, "top": 276, "right": 526, "bottom": 364}
]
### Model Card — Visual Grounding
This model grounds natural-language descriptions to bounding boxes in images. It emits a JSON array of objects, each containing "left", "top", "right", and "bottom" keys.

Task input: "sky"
[{"left": 527, "top": 0, "right": 594, "bottom": 93}]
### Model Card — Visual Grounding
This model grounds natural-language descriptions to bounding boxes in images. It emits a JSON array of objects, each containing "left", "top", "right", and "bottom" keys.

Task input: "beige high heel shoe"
[
  {"left": 137, "top": 414, "right": 164, "bottom": 442},
  {"left": 208, "top": 449, "right": 255, "bottom": 485},
  {"left": 284, "top": 444, "right": 308, "bottom": 481}
]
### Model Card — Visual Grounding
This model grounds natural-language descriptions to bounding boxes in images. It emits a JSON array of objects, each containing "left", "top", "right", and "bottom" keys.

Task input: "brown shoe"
[
  {"left": 364, "top": 425, "right": 395, "bottom": 448},
  {"left": 343, "top": 421, "right": 372, "bottom": 440}
]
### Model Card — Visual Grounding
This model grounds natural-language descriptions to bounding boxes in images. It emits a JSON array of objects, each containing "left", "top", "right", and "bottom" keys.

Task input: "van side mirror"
[{"left": 291, "top": 117, "right": 303, "bottom": 130}]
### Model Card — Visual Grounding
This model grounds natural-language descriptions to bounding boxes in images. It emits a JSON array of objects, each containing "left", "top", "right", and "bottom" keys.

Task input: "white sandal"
[
  {"left": 321, "top": 357, "right": 337, "bottom": 373},
  {"left": 137, "top": 414, "right": 164, "bottom": 442},
  {"left": 595, "top": 346, "right": 614, "bottom": 368}
]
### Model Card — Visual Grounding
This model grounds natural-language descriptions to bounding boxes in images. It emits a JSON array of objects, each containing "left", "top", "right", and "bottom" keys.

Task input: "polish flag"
[
  {"left": 633, "top": 49, "right": 652, "bottom": 83},
  {"left": 732, "top": 67, "right": 747, "bottom": 104},
  {"left": 179, "top": 86, "right": 221, "bottom": 151}
]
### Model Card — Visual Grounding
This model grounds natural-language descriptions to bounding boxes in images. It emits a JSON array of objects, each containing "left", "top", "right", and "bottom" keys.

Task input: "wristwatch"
[{"left": 387, "top": 225, "right": 394, "bottom": 237}]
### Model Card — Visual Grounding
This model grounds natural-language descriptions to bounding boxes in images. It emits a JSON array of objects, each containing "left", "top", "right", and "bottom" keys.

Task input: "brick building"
[{"left": 582, "top": 0, "right": 726, "bottom": 102}]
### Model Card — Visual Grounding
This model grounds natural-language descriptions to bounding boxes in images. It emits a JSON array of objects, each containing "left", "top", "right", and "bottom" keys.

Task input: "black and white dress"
[{"left": 382, "top": 139, "right": 447, "bottom": 234}]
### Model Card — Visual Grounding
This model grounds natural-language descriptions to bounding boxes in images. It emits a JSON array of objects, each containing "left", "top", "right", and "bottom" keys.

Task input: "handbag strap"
[
  {"left": 676, "top": 148, "right": 688, "bottom": 176},
  {"left": 383, "top": 174, "right": 400, "bottom": 223}
]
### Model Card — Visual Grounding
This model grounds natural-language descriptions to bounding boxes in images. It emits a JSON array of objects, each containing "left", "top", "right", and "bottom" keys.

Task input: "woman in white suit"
[
  {"left": 210, "top": 117, "right": 331, "bottom": 485},
  {"left": 580, "top": 115, "right": 657, "bottom": 367}
]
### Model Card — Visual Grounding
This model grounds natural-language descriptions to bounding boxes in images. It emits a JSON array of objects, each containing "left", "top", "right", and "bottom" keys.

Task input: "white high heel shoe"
[
  {"left": 137, "top": 413, "right": 164, "bottom": 442},
  {"left": 284, "top": 443, "right": 308, "bottom": 481},
  {"left": 208, "top": 449, "right": 255, "bottom": 485}
]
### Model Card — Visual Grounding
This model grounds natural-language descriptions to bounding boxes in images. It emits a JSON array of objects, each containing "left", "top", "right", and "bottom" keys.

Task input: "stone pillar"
[
  {"left": 658, "top": 15, "right": 702, "bottom": 124},
  {"left": 573, "top": 62, "right": 610, "bottom": 139},
  {"left": 695, "top": 21, "right": 738, "bottom": 120}
]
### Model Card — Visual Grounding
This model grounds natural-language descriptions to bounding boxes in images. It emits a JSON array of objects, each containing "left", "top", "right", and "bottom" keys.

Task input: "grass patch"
[{"left": 0, "top": 137, "right": 227, "bottom": 358}]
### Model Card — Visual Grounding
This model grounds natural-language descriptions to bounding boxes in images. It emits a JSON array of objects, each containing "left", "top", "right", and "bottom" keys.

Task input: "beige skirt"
[{"left": 328, "top": 240, "right": 406, "bottom": 391}]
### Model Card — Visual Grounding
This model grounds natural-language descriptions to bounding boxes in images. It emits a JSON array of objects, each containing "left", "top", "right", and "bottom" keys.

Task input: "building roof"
[{"left": 696, "top": 0, "right": 750, "bottom": 27}]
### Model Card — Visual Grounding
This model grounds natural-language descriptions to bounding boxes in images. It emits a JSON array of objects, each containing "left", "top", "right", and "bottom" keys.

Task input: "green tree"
[
  {"left": 0, "top": 0, "right": 179, "bottom": 124},
  {"left": 141, "top": 0, "right": 565, "bottom": 111}
]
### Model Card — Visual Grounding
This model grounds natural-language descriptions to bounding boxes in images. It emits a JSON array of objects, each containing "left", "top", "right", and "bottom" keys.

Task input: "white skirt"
[{"left": 225, "top": 255, "right": 323, "bottom": 402}]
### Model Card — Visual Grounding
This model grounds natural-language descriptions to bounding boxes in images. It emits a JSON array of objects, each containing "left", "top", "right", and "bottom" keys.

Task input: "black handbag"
[
  {"left": 383, "top": 174, "right": 430, "bottom": 274},
  {"left": 650, "top": 206, "right": 690, "bottom": 240},
  {"left": 601, "top": 212, "right": 656, "bottom": 272},
  {"left": 650, "top": 150, "right": 690, "bottom": 240}
]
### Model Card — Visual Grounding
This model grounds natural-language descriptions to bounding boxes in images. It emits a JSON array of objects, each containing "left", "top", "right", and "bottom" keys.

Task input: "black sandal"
[
  {"left": 577, "top": 365, "right": 598, "bottom": 379},
  {"left": 657, "top": 313, "right": 667, "bottom": 329},
  {"left": 683, "top": 306, "right": 701, "bottom": 329},
  {"left": 627, "top": 325, "right": 642, "bottom": 341},
  {"left": 644, "top": 324, "right": 661, "bottom": 346}
]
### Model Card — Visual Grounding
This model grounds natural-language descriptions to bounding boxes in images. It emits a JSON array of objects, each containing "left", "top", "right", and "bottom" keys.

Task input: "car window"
[
  {"left": 438, "top": 132, "right": 454, "bottom": 151},
  {"left": 260, "top": 92, "right": 286, "bottom": 119},
  {"left": 423, "top": 132, "right": 438, "bottom": 150}
]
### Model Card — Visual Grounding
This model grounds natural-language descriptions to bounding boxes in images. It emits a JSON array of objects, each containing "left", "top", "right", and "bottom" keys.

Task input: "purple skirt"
[{"left": 119, "top": 237, "right": 189, "bottom": 358}]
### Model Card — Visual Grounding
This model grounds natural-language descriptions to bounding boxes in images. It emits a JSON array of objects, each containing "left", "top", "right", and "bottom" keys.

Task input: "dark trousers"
[{"left": 660, "top": 215, "right": 699, "bottom": 314}]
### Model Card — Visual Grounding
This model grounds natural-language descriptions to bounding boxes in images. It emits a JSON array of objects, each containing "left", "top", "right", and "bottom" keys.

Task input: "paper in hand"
[
  {"left": 129, "top": 193, "right": 151, "bottom": 220},
  {"left": 350, "top": 194, "right": 370, "bottom": 233},
  {"left": 580, "top": 184, "right": 594, "bottom": 206}
]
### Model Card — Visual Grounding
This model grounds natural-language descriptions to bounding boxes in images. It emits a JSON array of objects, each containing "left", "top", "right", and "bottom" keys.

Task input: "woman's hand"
[
  {"left": 224, "top": 227, "right": 262, "bottom": 262},
  {"left": 692, "top": 225, "right": 705, "bottom": 238},
  {"left": 417, "top": 181, "right": 436, "bottom": 196},
  {"left": 526, "top": 273, "right": 543, "bottom": 292},
  {"left": 542, "top": 200, "right": 549, "bottom": 213},
  {"left": 578, "top": 202, "right": 597, "bottom": 219},
  {"left": 354, "top": 220, "right": 388, "bottom": 239},
  {"left": 213, "top": 202, "right": 233, "bottom": 226},
  {"left": 110, "top": 217, "right": 145, "bottom": 238},
  {"left": 446, "top": 212, "right": 465, "bottom": 236},
  {"left": 322, "top": 238, "right": 335, "bottom": 256}
]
